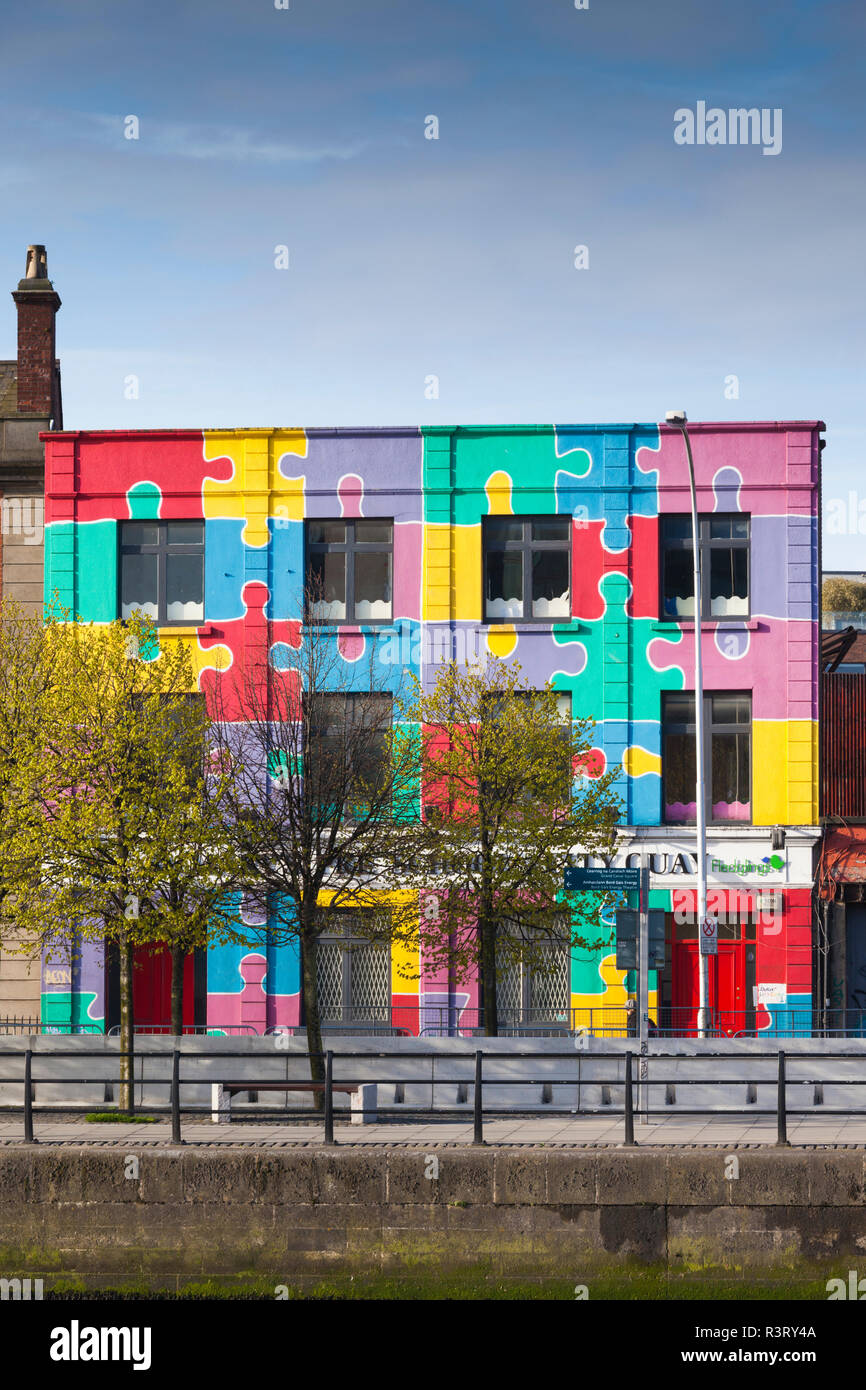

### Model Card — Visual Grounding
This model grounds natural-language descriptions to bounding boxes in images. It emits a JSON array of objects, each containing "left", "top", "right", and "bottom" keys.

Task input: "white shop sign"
[{"left": 573, "top": 833, "right": 817, "bottom": 888}]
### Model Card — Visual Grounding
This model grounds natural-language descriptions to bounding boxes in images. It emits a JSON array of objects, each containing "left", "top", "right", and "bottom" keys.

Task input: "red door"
[
  {"left": 133, "top": 945, "right": 196, "bottom": 1032},
  {"left": 713, "top": 948, "right": 746, "bottom": 1034},
  {"left": 673, "top": 942, "right": 746, "bottom": 1035}
]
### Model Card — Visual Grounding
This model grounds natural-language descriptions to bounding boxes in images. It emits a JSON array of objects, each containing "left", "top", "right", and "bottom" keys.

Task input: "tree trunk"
[
  {"left": 479, "top": 913, "right": 498, "bottom": 1037},
  {"left": 479, "top": 828, "right": 498, "bottom": 1036},
  {"left": 170, "top": 942, "right": 185, "bottom": 1038},
  {"left": 301, "top": 928, "right": 326, "bottom": 1111},
  {"left": 118, "top": 931, "right": 135, "bottom": 1113}
]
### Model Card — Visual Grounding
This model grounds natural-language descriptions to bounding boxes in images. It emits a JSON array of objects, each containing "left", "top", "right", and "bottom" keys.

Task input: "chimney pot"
[{"left": 25, "top": 245, "right": 48, "bottom": 280}]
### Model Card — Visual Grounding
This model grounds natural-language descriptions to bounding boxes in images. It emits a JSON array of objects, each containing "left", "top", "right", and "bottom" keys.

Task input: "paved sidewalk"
[{"left": 3, "top": 1113, "right": 866, "bottom": 1146}]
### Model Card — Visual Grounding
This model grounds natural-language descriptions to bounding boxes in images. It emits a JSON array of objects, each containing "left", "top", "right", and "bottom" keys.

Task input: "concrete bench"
[{"left": 211, "top": 1080, "right": 377, "bottom": 1124}]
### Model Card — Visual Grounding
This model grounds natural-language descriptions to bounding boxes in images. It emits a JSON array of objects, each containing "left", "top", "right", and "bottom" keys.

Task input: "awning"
[{"left": 818, "top": 828, "right": 866, "bottom": 900}]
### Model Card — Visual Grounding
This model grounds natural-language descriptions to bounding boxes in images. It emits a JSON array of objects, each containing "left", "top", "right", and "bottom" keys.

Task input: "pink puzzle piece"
[
  {"left": 208, "top": 948, "right": 302, "bottom": 1033},
  {"left": 238, "top": 953, "right": 268, "bottom": 1030}
]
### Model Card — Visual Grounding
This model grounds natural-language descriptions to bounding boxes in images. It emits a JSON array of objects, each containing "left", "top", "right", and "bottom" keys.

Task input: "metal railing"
[
  {"left": 203, "top": 1005, "right": 866, "bottom": 1039},
  {"left": 105, "top": 1024, "right": 260, "bottom": 1037},
  {"left": 10, "top": 1005, "right": 866, "bottom": 1039},
  {"left": 218, "top": 1005, "right": 866, "bottom": 1039},
  {"left": 4, "top": 1042, "right": 866, "bottom": 1146},
  {"left": 0, "top": 1017, "right": 104, "bottom": 1036}
]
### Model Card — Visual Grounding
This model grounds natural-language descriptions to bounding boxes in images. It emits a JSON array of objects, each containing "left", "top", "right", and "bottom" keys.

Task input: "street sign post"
[
  {"left": 566, "top": 860, "right": 658, "bottom": 1124},
  {"left": 638, "top": 864, "right": 649, "bottom": 1125},
  {"left": 615, "top": 909, "right": 665, "bottom": 970}
]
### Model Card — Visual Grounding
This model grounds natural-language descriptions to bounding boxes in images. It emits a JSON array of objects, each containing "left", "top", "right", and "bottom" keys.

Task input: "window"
[
  {"left": 663, "top": 692, "right": 751, "bottom": 824},
  {"left": 125, "top": 694, "right": 208, "bottom": 787},
  {"left": 485, "top": 690, "right": 572, "bottom": 721},
  {"left": 496, "top": 919, "right": 571, "bottom": 1027},
  {"left": 306, "top": 520, "right": 393, "bottom": 623},
  {"left": 304, "top": 693, "right": 392, "bottom": 814},
  {"left": 482, "top": 689, "right": 572, "bottom": 803},
  {"left": 834, "top": 663, "right": 866, "bottom": 675},
  {"left": 316, "top": 911, "right": 390, "bottom": 1025},
  {"left": 153, "top": 692, "right": 207, "bottom": 777},
  {"left": 120, "top": 521, "right": 204, "bottom": 625},
  {"left": 483, "top": 518, "right": 570, "bottom": 622},
  {"left": 661, "top": 514, "right": 749, "bottom": 620}
]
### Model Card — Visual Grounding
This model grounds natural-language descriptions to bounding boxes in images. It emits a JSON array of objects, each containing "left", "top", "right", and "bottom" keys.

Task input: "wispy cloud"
[
  {"left": 92, "top": 115, "right": 367, "bottom": 164},
  {"left": 15, "top": 110, "right": 368, "bottom": 165},
  {"left": 137, "top": 120, "right": 367, "bottom": 165}
]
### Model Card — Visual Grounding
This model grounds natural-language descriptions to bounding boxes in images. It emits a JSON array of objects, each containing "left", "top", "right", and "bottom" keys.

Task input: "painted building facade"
[
  {"left": 40, "top": 421, "right": 823, "bottom": 1035},
  {"left": 817, "top": 656, "right": 866, "bottom": 1030}
]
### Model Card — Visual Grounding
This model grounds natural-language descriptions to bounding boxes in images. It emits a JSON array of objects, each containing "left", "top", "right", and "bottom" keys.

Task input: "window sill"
[
  {"left": 652, "top": 618, "right": 759, "bottom": 632},
  {"left": 482, "top": 619, "right": 581, "bottom": 631},
  {"left": 663, "top": 822, "right": 755, "bottom": 830},
  {"left": 301, "top": 621, "right": 398, "bottom": 634},
  {"left": 158, "top": 623, "right": 214, "bottom": 637}
]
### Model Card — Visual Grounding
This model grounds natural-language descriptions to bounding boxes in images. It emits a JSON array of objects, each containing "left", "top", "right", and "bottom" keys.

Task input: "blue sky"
[{"left": 1, "top": 0, "right": 863, "bottom": 564}]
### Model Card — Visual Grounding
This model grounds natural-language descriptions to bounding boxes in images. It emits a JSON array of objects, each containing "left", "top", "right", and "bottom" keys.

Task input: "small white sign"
[
  {"left": 757, "top": 982, "right": 786, "bottom": 1006},
  {"left": 699, "top": 915, "right": 718, "bottom": 956}
]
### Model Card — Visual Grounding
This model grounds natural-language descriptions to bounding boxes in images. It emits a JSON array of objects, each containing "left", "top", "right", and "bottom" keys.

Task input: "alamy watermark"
[
  {"left": 674, "top": 102, "right": 782, "bottom": 157},
  {"left": 0, "top": 1276, "right": 43, "bottom": 1300},
  {"left": 49, "top": 1322, "right": 152, "bottom": 1370},
  {"left": 1, "top": 497, "right": 43, "bottom": 544},
  {"left": 825, "top": 492, "right": 866, "bottom": 535},
  {"left": 827, "top": 1270, "right": 866, "bottom": 1299}
]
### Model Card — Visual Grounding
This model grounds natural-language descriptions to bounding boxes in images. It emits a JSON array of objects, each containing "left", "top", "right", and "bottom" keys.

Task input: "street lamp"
[{"left": 665, "top": 411, "right": 711, "bottom": 1036}]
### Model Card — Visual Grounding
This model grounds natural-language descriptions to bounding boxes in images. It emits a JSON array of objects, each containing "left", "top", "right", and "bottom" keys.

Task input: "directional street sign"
[{"left": 564, "top": 866, "right": 641, "bottom": 893}]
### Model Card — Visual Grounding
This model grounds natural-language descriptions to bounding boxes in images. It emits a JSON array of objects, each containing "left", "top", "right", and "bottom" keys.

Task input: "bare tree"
[{"left": 209, "top": 584, "right": 420, "bottom": 1094}]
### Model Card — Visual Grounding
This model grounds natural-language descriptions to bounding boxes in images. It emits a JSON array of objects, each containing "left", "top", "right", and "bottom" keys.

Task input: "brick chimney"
[{"left": 12, "top": 245, "right": 61, "bottom": 425}]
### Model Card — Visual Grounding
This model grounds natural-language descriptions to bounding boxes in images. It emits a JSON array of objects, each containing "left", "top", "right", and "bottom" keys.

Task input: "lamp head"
[{"left": 665, "top": 410, "right": 688, "bottom": 425}]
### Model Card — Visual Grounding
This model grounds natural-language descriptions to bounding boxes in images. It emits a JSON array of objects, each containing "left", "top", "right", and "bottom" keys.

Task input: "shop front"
[{"left": 576, "top": 827, "right": 819, "bottom": 1037}]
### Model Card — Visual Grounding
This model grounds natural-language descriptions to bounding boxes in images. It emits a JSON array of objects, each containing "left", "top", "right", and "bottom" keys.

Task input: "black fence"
[
  {"left": 10, "top": 1007, "right": 866, "bottom": 1038},
  {"left": 4, "top": 1044, "right": 866, "bottom": 1146}
]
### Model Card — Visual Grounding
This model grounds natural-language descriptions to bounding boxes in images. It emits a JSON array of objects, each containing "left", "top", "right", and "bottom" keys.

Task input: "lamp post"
[{"left": 665, "top": 411, "right": 712, "bottom": 1036}]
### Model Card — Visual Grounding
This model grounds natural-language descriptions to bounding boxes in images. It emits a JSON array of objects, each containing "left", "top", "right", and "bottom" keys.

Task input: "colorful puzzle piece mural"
[{"left": 41, "top": 421, "right": 822, "bottom": 1034}]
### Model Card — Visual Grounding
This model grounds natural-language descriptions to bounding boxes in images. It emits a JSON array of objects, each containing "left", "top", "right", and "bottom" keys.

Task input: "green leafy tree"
[
  {"left": 0, "top": 599, "right": 68, "bottom": 1005},
  {"left": 822, "top": 577, "right": 866, "bottom": 613},
  {"left": 9, "top": 614, "right": 244, "bottom": 1107},
  {"left": 400, "top": 657, "right": 622, "bottom": 1036}
]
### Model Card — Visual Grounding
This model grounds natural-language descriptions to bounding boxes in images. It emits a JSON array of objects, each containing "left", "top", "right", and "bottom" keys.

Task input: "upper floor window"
[
  {"left": 661, "top": 514, "right": 749, "bottom": 620},
  {"left": 663, "top": 691, "right": 752, "bottom": 824},
  {"left": 306, "top": 520, "right": 392, "bottom": 623},
  {"left": 304, "top": 693, "right": 393, "bottom": 815},
  {"left": 482, "top": 689, "right": 573, "bottom": 804},
  {"left": 120, "top": 521, "right": 204, "bottom": 625},
  {"left": 483, "top": 518, "right": 570, "bottom": 622}
]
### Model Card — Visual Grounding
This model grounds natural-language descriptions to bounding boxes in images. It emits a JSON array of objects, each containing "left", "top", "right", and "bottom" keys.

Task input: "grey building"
[
  {"left": 0, "top": 245, "right": 62, "bottom": 1022},
  {"left": 0, "top": 244, "right": 61, "bottom": 612}
]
